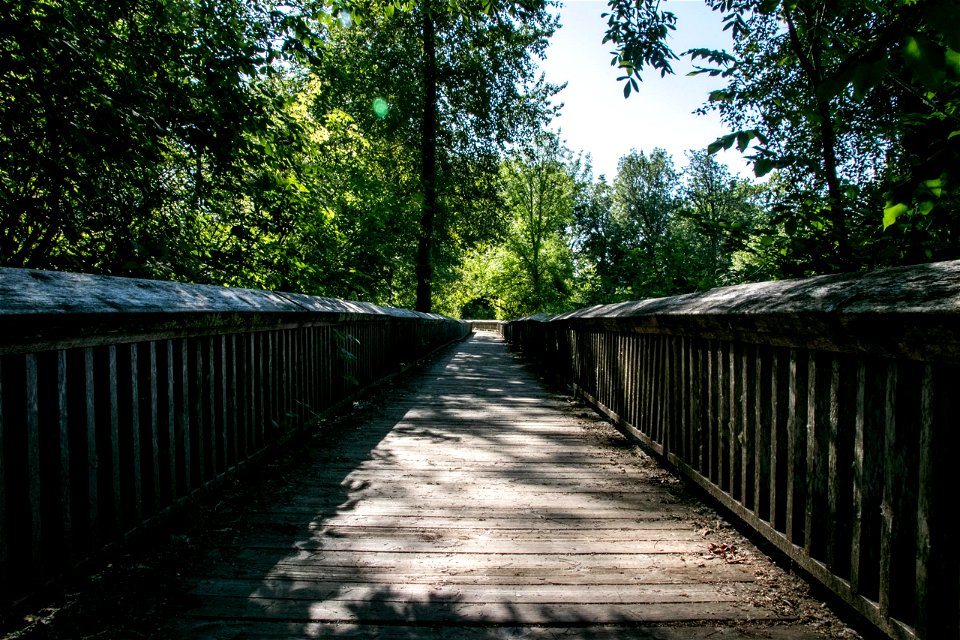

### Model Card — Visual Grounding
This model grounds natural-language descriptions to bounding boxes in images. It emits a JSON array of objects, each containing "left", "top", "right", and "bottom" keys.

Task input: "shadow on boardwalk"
[{"left": 1, "top": 333, "right": 868, "bottom": 640}]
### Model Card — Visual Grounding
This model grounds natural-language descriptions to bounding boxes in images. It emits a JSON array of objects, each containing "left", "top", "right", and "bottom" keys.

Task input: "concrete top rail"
[
  {"left": 513, "top": 260, "right": 960, "bottom": 363},
  {"left": 0, "top": 268, "right": 453, "bottom": 354}
]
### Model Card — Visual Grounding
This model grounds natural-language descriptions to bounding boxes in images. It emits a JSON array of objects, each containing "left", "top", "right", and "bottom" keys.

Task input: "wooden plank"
[
  {"left": 879, "top": 362, "right": 897, "bottom": 618},
  {"left": 84, "top": 347, "right": 99, "bottom": 547},
  {"left": 245, "top": 512, "right": 706, "bottom": 529},
  {"left": 785, "top": 349, "right": 799, "bottom": 544},
  {"left": 850, "top": 361, "right": 867, "bottom": 595},
  {"left": 128, "top": 344, "right": 142, "bottom": 525},
  {"left": 826, "top": 357, "right": 841, "bottom": 571},
  {"left": 26, "top": 353, "right": 42, "bottom": 575},
  {"left": 218, "top": 336, "right": 228, "bottom": 473},
  {"left": 179, "top": 339, "right": 191, "bottom": 494},
  {"left": 182, "top": 597, "right": 789, "bottom": 626},
  {"left": 148, "top": 342, "right": 160, "bottom": 515},
  {"left": 804, "top": 353, "right": 817, "bottom": 556},
  {"left": 754, "top": 345, "right": 769, "bottom": 522},
  {"left": 56, "top": 351, "right": 72, "bottom": 561},
  {"left": 220, "top": 549, "right": 754, "bottom": 575},
  {"left": 206, "top": 559, "right": 756, "bottom": 585},
  {"left": 205, "top": 337, "right": 215, "bottom": 481},
  {"left": 166, "top": 621, "right": 821, "bottom": 640},
  {"left": 192, "top": 579, "right": 752, "bottom": 604}
]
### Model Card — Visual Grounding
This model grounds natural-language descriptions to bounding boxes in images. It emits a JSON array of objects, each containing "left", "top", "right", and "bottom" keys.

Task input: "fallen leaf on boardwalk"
[{"left": 708, "top": 542, "right": 747, "bottom": 563}]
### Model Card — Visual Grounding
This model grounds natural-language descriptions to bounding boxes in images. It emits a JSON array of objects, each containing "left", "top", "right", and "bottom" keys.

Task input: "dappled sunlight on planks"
[{"left": 169, "top": 332, "right": 846, "bottom": 638}]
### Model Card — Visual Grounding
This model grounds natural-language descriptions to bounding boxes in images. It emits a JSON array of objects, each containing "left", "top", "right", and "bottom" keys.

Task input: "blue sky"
[{"left": 537, "top": 0, "right": 753, "bottom": 181}]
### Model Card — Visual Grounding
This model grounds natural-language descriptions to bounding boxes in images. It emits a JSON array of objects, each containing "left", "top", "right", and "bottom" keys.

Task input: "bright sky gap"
[{"left": 538, "top": 0, "right": 754, "bottom": 181}]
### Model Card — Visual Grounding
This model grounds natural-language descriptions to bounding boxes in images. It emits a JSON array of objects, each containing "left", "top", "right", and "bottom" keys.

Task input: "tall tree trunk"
[
  {"left": 785, "top": 8, "right": 850, "bottom": 269},
  {"left": 416, "top": 0, "right": 438, "bottom": 313}
]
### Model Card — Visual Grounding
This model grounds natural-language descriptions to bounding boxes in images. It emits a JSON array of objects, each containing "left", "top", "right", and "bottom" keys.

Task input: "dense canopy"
[{"left": 3, "top": 0, "right": 958, "bottom": 318}]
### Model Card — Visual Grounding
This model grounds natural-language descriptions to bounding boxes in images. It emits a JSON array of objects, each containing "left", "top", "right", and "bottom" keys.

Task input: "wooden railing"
[
  {"left": 504, "top": 260, "right": 960, "bottom": 640},
  {"left": 0, "top": 268, "right": 470, "bottom": 606}
]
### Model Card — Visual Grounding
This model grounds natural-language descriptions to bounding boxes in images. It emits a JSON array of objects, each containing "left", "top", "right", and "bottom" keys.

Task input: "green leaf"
[
  {"left": 883, "top": 202, "right": 910, "bottom": 230},
  {"left": 922, "top": 177, "right": 944, "bottom": 197},
  {"left": 754, "top": 158, "right": 776, "bottom": 177},
  {"left": 947, "top": 48, "right": 960, "bottom": 75},
  {"left": 851, "top": 58, "right": 888, "bottom": 100}
]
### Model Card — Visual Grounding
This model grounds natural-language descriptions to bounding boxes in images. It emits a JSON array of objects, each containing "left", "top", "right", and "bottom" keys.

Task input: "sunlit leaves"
[{"left": 602, "top": 0, "right": 678, "bottom": 94}]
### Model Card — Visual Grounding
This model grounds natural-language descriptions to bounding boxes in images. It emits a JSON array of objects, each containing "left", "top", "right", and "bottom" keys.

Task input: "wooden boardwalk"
[{"left": 168, "top": 332, "right": 857, "bottom": 639}]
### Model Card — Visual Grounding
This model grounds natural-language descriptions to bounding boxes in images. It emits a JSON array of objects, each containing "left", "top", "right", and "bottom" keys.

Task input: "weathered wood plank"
[
  {"left": 26, "top": 354, "right": 42, "bottom": 575},
  {"left": 167, "top": 621, "right": 823, "bottom": 640},
  {"left": 183, "top": 596, "right": 789, "bottom": 625}
]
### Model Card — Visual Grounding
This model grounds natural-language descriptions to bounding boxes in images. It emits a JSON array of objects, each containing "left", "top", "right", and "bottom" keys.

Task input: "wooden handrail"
[
  {"left": 0, "top": 268, "right": 470, "bottom": 607},
  {"left": 505, "top": 260, "right": 960, "bottom": 640}
]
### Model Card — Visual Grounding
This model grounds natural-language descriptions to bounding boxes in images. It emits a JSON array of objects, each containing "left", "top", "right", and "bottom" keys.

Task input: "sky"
[{"left": 536, "top": 0, "right": 753, "bottom": 181}]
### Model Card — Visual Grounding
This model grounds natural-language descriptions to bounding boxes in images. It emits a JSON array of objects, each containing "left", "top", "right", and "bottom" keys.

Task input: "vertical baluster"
[
  {"left": 663, "top": 335, "right": 673, "bottom": 456},
  {"left": 250, "top": 332, "right": 271, "bottom": 448},
  {"left": 739, "top": 344, "right": 752, "bottom": 508},
  {"left": 147, "top": 342, "right": 160, "bottom": 515},
  {"left": 878, "top": 362, "right": 897, "bottom": 619},
  {"left": 268, "top": 331, "right": 276, "bottom": 442},
  {"left": 653, "top": 336, "right": 664, "bottom": 446},
  {"left": 85, "top": 348, "right": 99, "bottom": 546},
  {"left": 219, "top": 336, "right": 228, "bottom": 472},
  {"left": 55, "top": 351, "right": 72, "bottom": 562},
  {"left": 805, "top": 353, "right": 819, "bottom": 556},
  {"left": 850, "top": 360, "right": 867, "bottom": 595},
  {"left": 207, "top": 337, "right": 216, "bottom": 480},
  {"left": 228, "top": 334, "right": 239, "bottom": 466},
  {"left": 704, "top": 340, "right": 721, "bottom": 484},
  {"left": 643, "top": 335, "right": 654, "bottom": 436},
  {"left": 179, "top": 340, "right": 191, "bottom": 494},
  {"left": 915, "top": 364, "right": 959, "bottom": 637},
  {"left": 726, "top": 342, "right": 737, "bottom": 498},
  {"left": 107, "top": 347, "right": 122, "bottom": 535},
  {"left": 164, "top": 341, "right": 175, "bottom": 505},
  {"left": 681, "top": 336, "right": 691, "bottom": 464},
  {"left": 128, "top": 345, "right": 142, "bottom": 525},
  {"left": 786, "top": 349, "right": 799, "bottom": 544},
  {"left": 754, "top": 345, "right": 769, "bottom": 521},
  {"left": 627, "top": 334, "right": 637, "bottom": 429},
  {"left": 240, "top": 333, "right": 251, "bottom": 455},
  {"left": 190, "top": 338, "right": 209, "bottom": 487},
  {"left": 826, "top": 357, "right": 841, "bottom": 569},
  {"left": 25, "top": 354, "right": 42, "bottom": 575}
]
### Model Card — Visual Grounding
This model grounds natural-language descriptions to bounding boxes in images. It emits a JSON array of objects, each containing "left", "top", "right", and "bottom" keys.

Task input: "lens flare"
[{"left": 373, "top": 98, "right": 390, "bottom": 119}]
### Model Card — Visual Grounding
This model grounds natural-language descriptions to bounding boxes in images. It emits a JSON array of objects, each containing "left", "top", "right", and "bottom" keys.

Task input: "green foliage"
[
  {"left": 1, "top": 0, "right": 559, "bottom": 313},
  {"left": 602, "top": 0, "right": 960, "bottom": 275}
]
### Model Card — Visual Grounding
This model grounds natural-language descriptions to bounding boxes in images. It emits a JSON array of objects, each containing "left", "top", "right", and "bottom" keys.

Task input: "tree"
[
  {"left": 607, "top": 148, "right": 680, "bottom": 298},
  {"left": 602, "top": 0, "right": 960, "bottom": 274},
  {"left": 570, "top": 171, "right": 616, "bottom": 305},
  {"left": 320, "top": 0, "right": 560, "bottom": 312},
  {"left": 500, "top": 132, "right": 576, "bottom": 313},
  {"left": 675, "top": 150, "right": 769, "bottom": 289},
  {"left": 0, "top": 0, "right": 312, "bottom": 279}
]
